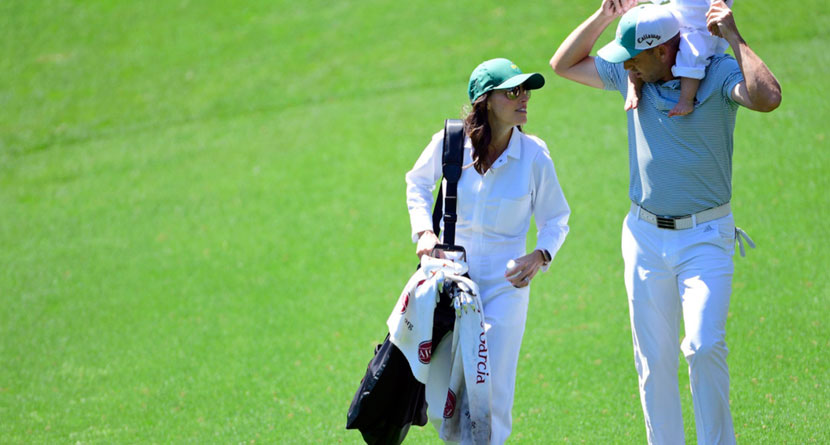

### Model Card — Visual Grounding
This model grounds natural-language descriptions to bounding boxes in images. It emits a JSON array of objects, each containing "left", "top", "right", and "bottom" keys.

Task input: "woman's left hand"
[{"left": 505, "top": 250, "right": 546, "bottom": 288}]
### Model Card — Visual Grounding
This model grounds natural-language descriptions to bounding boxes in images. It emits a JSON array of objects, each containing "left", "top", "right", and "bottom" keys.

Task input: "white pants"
[
  {"left": 621, "top": 209, "right": 737, "bottom": 445},
  {"left": 668, "top": 0, "right": 734, "bottom": 79},
  {"left": 426, "top": 252, "right": 530, "bottom": 444}
]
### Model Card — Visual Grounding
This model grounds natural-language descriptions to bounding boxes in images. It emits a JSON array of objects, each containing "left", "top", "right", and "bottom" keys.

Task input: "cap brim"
[
  {"left": 597, "top": 40, "right": 641, "bottom": 63},
  {"left": 494, "top": 72, "right": 545, "bottom": 91}
]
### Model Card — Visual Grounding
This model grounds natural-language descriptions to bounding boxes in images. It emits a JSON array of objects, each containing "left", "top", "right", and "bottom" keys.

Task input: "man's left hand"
[{"left": 706, "top": 0, "right": 740, "bottom": 43}]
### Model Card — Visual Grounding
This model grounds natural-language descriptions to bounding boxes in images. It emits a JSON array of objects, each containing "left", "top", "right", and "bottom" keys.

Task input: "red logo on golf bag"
[
  {"left": 401, "top": 280, "right": 425, "bottom": 314},
  {"left": 400, "top": 293, "right": 409, "bottom": 313},
  {"left": 418, "top": 340, "right": 432, "bottom": 364},
  {"left": 443, "top": 389, "right": 457, "bottom": 419}
]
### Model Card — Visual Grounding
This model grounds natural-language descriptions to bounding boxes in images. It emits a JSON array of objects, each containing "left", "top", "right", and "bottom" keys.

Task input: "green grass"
[{"left": 1, "top": 0, "right": 827, "bottom": 443}]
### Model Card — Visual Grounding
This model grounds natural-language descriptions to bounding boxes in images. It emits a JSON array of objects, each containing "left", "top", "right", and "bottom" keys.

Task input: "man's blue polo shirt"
[{"left": 595, "top": 54, "right": 745, "bottom": 216}]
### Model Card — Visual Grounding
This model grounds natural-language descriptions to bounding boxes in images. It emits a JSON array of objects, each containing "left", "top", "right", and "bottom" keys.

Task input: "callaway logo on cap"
[{"left": 597, "top": 4, "right": 680, "bottom": 63}]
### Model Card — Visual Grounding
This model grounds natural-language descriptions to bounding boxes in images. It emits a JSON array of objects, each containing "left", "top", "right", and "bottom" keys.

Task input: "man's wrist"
[
  {"left": 729, "top": 33, "right": 746, "bottom": 50},
  {"left": 594, "top": 8, "right": 617, "bottom": 27}
]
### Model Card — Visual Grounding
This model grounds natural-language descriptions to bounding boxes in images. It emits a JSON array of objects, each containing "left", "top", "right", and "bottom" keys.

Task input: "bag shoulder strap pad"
[{"left": 438, "top": 119, "right": 464, "bottom": 246}]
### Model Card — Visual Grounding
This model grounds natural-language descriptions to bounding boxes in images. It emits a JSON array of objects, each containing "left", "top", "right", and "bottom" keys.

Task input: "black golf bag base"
[{"left": 346, "top": 292, "right": 455, "bottom": 444}]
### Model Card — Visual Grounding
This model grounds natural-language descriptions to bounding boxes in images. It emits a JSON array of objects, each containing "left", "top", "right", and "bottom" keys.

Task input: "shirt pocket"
[{"left": 493, "top": 194, "right": 532, "bottom": 237}]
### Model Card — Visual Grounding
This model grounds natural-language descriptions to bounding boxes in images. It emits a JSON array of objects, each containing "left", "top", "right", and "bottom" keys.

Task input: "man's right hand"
[
  {"left": 551, "top": 0, "right": 637, "bottom": 89},
  {"left": 601, "top": 0, "right": 638, "bottom": 18}
]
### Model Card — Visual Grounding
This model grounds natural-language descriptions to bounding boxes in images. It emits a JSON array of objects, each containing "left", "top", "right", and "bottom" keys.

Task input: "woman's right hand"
[{"left": 416, "top": 230, "right": 440, "bottom": 259}]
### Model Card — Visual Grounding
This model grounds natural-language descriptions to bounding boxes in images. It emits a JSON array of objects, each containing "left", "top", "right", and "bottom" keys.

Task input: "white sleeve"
[
  {"left": 530, "top": 141, "right": 570, "bottom": 272},
  {"left": 405, "top": 130, "right": 444, "bottom": 242}
]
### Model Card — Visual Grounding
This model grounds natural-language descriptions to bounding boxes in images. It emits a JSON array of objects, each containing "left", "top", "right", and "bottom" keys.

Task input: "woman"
[{"left": 405, "top": 58, "right": 570, "bottom": 443}]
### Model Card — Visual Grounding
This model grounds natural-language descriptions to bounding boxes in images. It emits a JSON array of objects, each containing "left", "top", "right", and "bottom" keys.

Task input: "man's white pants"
[{"left": 621, "top": 209, "right": 737, "bottom": 445}]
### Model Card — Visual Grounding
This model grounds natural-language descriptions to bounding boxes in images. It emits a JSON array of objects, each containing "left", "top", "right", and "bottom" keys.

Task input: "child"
[{"left": 625, "top": 0, "right": 734, "bottom": 117}]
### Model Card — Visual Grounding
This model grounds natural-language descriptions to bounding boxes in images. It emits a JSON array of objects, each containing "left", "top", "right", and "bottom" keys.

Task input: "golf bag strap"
[{"left": 431, "top": 119, "right": 465, "bottom": 246}]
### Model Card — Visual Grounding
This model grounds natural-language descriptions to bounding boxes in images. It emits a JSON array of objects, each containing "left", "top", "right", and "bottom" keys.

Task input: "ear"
[
  {"left": 656, "top": 44, "right": 672, "bottom": 64},
  {"left": 655, "top": 44, "right": 667, "bottom": 61}
]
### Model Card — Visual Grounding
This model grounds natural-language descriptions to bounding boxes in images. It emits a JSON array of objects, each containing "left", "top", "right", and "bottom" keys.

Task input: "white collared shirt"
[{"left": 405, "top": 127, "right": 570, "bottom": 270}]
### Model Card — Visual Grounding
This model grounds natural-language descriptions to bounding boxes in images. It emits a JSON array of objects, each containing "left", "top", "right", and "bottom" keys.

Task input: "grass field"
[{"left": 1, "top": 0, "right": 827, "bottom": 443}]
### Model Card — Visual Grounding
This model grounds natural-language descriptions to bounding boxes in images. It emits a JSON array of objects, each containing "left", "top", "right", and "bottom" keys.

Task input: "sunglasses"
[{"left": 501, "top": 85, "right": 530, "bottom": 100}]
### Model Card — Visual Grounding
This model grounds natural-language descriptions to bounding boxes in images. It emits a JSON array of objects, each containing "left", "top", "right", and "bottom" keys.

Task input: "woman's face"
[{"left": 487, "top": 85, "right": 530, "bottom": 128}]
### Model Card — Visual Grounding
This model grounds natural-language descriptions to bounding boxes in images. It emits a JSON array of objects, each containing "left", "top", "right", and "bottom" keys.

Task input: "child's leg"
[
  {"left": 668, "top": 76, "right": 700, "bottom": 117},
  {"left": 625, "top": 70, "right": 644, "bottom": 111},
  {"left": 669, "top": 27, "right": 709, "bottom": 118}
]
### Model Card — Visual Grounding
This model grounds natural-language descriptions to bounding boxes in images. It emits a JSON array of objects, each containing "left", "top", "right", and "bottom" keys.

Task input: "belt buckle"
[{"left": 656, "top": 215, "right": 677, "bottom": 229}]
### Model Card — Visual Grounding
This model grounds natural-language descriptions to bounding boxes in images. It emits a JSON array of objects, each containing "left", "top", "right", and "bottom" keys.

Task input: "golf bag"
[{"left": 346, "top": 119, "right": 466, "bottom": 444}]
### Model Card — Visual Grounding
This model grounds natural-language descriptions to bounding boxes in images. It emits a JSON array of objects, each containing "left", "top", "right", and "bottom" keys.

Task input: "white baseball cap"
[{"left": 597, "top": 4, "right": 680, "bottom": 63}]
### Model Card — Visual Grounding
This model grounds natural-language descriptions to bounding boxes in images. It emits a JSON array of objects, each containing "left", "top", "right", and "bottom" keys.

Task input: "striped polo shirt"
[{"left": 595, "top": 54, "right": 745, "bottom": 216}]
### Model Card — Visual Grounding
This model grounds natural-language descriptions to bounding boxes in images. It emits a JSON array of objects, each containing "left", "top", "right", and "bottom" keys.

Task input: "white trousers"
[
  {"left": 668, "top": 0, "right": 734, "bottom": 79},
  {"left": 426, "top": 258, "right": 530, "bottom": 445},
  {"left": 621, "top": 209, "right": 737, "bottom": 445}
]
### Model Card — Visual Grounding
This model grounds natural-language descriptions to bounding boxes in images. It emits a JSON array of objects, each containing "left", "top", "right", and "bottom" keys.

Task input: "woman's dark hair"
[{"left": 464, "top": 92, "right": 522, "bottom": 175}]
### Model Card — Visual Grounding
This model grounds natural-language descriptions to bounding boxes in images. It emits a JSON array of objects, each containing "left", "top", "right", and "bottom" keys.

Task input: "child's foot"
[
  {"left": 668, "top": 99, "right": 694, "bottom": 117},
  {"left": 625, "top": 92, "right": 639, "bottom": 111},
  {"left": 625, "top": 71, "right": 643, "bottom": 111}
]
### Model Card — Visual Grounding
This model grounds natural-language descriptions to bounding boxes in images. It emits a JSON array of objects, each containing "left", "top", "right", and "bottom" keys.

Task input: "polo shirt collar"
[
  {"left": 490, "top": 127, "right": 522, "bottom": 170},
  {"left": 505, "top": 127, "right": 522, "bottom": 159},
  {"left": 660, "top": 79, "right": 681, "bottom": 89}
]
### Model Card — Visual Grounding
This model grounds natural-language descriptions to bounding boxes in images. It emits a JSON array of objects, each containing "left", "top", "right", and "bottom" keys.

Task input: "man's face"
[{"left": 623, "top": 48, "right": 667, "bottom": 83}]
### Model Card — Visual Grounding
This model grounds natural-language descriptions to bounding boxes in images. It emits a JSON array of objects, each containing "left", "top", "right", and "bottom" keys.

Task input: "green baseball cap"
[
  {"left": 597, "top": 4, "right": 680, "bottom": 63},
  {"left": 468, "top": 58, "right": 545, "bottom": 103}
]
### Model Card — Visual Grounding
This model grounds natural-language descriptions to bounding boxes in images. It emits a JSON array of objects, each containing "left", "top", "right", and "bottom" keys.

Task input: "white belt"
[{"left": 632, "top": 202, "right": 731, "bottom": 230}]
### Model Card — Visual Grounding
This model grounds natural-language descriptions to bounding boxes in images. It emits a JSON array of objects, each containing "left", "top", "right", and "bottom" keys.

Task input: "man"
[{"left": 550, "top": 1, "right": 781, "bottom": 444}]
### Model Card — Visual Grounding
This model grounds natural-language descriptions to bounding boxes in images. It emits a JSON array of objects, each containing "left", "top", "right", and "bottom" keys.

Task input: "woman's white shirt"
[{"left": 405, "top": 127, "right": 570, "bottom": 269}]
